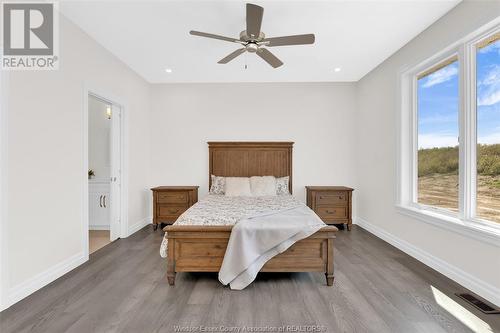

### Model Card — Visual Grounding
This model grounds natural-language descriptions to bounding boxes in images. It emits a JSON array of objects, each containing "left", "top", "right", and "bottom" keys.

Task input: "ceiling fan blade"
[
  {"left": 189, "top": 30, "right": 240, "bottom": 43},
  {"left": 256, "top": 48, "right": 283, "bottom": 68},
  {"left": 218, "top": 48, "right": 246, "bottom": 64},
  {"left": 263, "top": 34, "right": 315, "bottom": 47},
  {"left": 246, "top": 3, "right": 264, "bottom": 38}
]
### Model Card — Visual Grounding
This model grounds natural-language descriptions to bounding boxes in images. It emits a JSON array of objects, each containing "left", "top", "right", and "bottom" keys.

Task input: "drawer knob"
[
  {"left": 326, "top": 210, "right": 336, "bottom": 214},
  {"left": 168, "top": 209, "right": 179, "bottom": 214}
]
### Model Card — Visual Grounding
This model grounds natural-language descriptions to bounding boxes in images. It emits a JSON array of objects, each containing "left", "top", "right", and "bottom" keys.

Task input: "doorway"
[{"left": 87, "top": 93, "right": 122, "bottom": 254}]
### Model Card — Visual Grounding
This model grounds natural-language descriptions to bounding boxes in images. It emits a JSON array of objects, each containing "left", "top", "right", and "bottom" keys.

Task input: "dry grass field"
[
  {"left": 418, "top": 174, "right": 500, "bottom": 223},
  {"left": 417, "top": 144, "right": 500, "bottom": 223}
]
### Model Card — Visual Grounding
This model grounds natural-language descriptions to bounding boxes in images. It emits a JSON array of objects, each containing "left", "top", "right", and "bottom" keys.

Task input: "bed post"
[
  {"left": 167, "top": 237, "right": 176, "bottom": 285},
  {"left": 326, "top": 238, "right": 334, "bottom": 286}
]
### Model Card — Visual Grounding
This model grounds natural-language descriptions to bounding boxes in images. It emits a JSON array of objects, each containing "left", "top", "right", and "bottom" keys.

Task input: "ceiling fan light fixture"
[
  {"left": 189, "top": 3, "right": 315, "bottom": 68},
  {"left": 334, "top": 67, "right": 341, "bottom": 72},
  {"left": 246, "top": 43, "right": 259, "bottom": 53}
]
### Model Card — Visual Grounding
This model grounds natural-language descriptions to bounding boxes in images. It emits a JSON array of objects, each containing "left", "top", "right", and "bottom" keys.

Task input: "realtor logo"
[{"left": 2, "top": 1, "right": 59, "bottom": 70}]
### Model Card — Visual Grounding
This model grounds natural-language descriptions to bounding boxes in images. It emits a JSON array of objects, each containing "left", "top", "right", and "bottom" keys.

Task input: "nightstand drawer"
[
  {"left": 158, "top": 205, "right": 188, "bottom": 219},
  {"left": 158, "top": 192, "right": 189, "bottom": 204},
  {"left": 307, "top": 186, "right": 353, "bottom": 230},
  {"left": 152, "top": 186, "right": 198, "bottom": 230},
  {"left": 316, "top": 192, "right": 347, "bottom": 205},
  {"left": 316, "top": 206, "right": 347, "bottom": 220}
]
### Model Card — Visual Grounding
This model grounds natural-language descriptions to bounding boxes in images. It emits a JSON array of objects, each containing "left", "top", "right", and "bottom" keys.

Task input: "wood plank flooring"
[
  {"left": 1, "top": 225, "right": 499, "bottom": 333},
  {"left": 89, "top": 230, "right": 111, "bottom": 254}
]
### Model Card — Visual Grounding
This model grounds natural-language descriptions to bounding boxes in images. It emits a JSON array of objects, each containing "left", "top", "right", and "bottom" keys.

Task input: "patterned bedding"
[
  {"left": 160, "top": 194, "right": 304, "bottom": 257},
  {"left": 175, "top": 194, "right": 303, "bottom": 226}
]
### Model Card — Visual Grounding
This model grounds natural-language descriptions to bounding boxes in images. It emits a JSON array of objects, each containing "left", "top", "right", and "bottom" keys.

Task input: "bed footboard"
[{"left": 164, "top": 225, "right": 337, "bottom": 286}]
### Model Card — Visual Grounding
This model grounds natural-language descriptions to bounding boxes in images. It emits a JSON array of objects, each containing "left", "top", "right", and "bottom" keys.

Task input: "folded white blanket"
[{"left": 218, "top": 205, "right": 325, "bottom": 290}]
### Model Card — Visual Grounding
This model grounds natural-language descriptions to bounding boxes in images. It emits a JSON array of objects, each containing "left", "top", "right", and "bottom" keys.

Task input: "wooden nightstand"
[
  {"left": 151, "top": 186, "right": 199, "bottom": 231},
  {"left": 306, "top": 186, "right": 354, "bottom": 230}
]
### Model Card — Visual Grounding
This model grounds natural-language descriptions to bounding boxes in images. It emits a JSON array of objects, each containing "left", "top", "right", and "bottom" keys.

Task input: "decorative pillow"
[
  {"left": 209, "top": 175, "right": 225, "bottom": 195},
  {"left": 250, "top": 176, "right": 277, "bottom": 196},
  {"left": 224, "top": 177, "right": 252, "bottom": 197},
  {"left": 276, "top": 176, "right": 290, "bottom": 195}
]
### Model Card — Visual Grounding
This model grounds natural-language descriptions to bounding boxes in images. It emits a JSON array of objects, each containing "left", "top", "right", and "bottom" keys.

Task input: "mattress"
[{"left": 173, "top": 194, "right": 304, "bottom": 226}]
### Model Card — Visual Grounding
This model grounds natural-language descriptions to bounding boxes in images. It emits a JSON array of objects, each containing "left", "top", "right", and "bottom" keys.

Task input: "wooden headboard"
[{"left": 208, "top": 142, "right": 293, "bottom": 194}]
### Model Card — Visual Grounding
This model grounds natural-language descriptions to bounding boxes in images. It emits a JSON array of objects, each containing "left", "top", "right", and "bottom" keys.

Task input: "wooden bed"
[{"left": 164, "top": 142, "right": 337, "bottom": 286}]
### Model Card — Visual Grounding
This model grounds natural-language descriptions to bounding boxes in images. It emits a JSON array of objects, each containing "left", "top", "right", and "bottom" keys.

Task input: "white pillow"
[
  {"left": 224, "top": 177, "right": 252, "bottom": 197},
  {"left": 250, "top": 176, "right": 277, "bottom": 196}
]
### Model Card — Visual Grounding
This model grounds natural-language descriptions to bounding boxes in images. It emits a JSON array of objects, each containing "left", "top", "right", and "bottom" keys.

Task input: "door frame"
[{"left": 83, "top": 85, "right": 129, "bottom": 259}]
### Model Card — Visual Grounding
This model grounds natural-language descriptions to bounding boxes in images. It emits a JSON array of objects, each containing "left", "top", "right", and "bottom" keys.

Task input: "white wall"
[
  {"left": 0, "top": 61, "right": 8, "bottom": 313},
  {"left": 88, "top": 96, "right": 111, "bottom": 181},
  {"left": 2, "top": 0, "right": 499, "bottom": 312},
  {"left": 2, "top": 15, "right": 151, "bottom": 309},
  {"left": 150, "top": 83, "right": 358, "bottom": 202},
  {"left": 355, "top": 1, "right": 500, "bottom": 305}
]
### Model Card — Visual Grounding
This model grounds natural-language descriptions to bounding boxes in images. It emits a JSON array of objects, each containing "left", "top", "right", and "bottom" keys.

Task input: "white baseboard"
[
  {"left": 2, "top": 252, "right": 86, "bottom": 311},
  {"left": 127, "top": 217, "right": 152, "bottom": 237},
  {"left": 355, "top": 217, "right": 500, "bottom": 307},
  {"left": 0, "top": 217, "right": 152, "bottom": 311},
  {"left": 89, "top": 225, "right": 110, "bottom": 231}
]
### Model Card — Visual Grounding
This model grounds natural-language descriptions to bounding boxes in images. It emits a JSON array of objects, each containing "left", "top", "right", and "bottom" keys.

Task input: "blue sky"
[{"left": 417, "top": 40, "right": 500, "bottom": 149}]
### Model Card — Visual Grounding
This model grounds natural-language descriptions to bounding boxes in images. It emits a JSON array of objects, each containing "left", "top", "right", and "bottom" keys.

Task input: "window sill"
[{"left": 395, "top": 204, "right": 500, "bottom": 247}]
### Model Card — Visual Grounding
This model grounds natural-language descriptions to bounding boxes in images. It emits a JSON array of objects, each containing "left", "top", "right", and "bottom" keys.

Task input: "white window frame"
[{"left": 397, "top": 19, "right": 500, "bottom": 245}]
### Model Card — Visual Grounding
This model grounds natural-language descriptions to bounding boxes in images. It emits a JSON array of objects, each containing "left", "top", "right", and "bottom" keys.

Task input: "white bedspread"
[
  {"left": 159, "top": 195, "right": 325, "bottom": 289},
  {"left": 167, "top": 194, "right": 304, "bottom": 226},
  {"left": 160, "top": 195, "right": 304, "bottom": 257},
  {"left": 218, "top": 205, "right": 325, "bottom": 290}
]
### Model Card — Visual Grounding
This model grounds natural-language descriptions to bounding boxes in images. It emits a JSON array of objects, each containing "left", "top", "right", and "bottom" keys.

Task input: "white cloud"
[
  {"left": 479, "top": 90, "right": 500, "bottom": 106},
  {"left": 418, "top": 132, "right": 500, "bottom": 148},
  {"left": 479, "top": 41, "right": 500, "bottom": 55},
  {"left": 418, "top": 133, "right": 458, "bottom": 149},
  {"left": 422, "top": 65, "right": 458, "bottom": 88},
  {"left": 419, "top": 113, "right": 457, "bottom": 125},
  {"left": 478, "top": 65, "right": 500, "bottom": 106},
  {"left": 478, "top": 132, "right": 500, "bottom": 145}
]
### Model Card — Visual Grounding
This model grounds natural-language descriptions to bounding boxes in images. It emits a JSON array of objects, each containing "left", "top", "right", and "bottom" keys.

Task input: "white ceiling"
[{"left": 60, "top": 0, "right": 460, "bottom": 83}]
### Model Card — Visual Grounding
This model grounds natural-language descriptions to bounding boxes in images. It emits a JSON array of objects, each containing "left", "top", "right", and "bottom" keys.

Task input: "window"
[
  {"left": 417, "top": 58, "right": 460, "bottom": 212},
  {"left": 476, "top": 34, "right": 500, "bottom": 224},
  {"left": 398, "top": 23, "right": 500, "bottom": 235}
]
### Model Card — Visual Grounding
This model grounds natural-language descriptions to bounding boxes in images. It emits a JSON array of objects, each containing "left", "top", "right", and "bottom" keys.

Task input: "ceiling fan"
[{"left": 189, "top": 3, "right": 315, "bottom": 68}]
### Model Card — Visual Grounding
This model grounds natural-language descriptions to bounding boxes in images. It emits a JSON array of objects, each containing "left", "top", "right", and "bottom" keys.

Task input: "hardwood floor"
[
  {"left": 89, "top": 230, "right": 111, "bottom": 254},
  {"left": 1, "top": 225, "right": 498, "bottom": 333}
]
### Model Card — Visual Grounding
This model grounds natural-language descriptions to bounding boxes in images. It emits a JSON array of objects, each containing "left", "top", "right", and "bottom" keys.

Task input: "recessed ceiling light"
[
  {"left": 334, "top": 67, "right": 341, "bottom": 72},
  {"left": 165, "top": 68, "right": 173, "bottom": 73}
]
